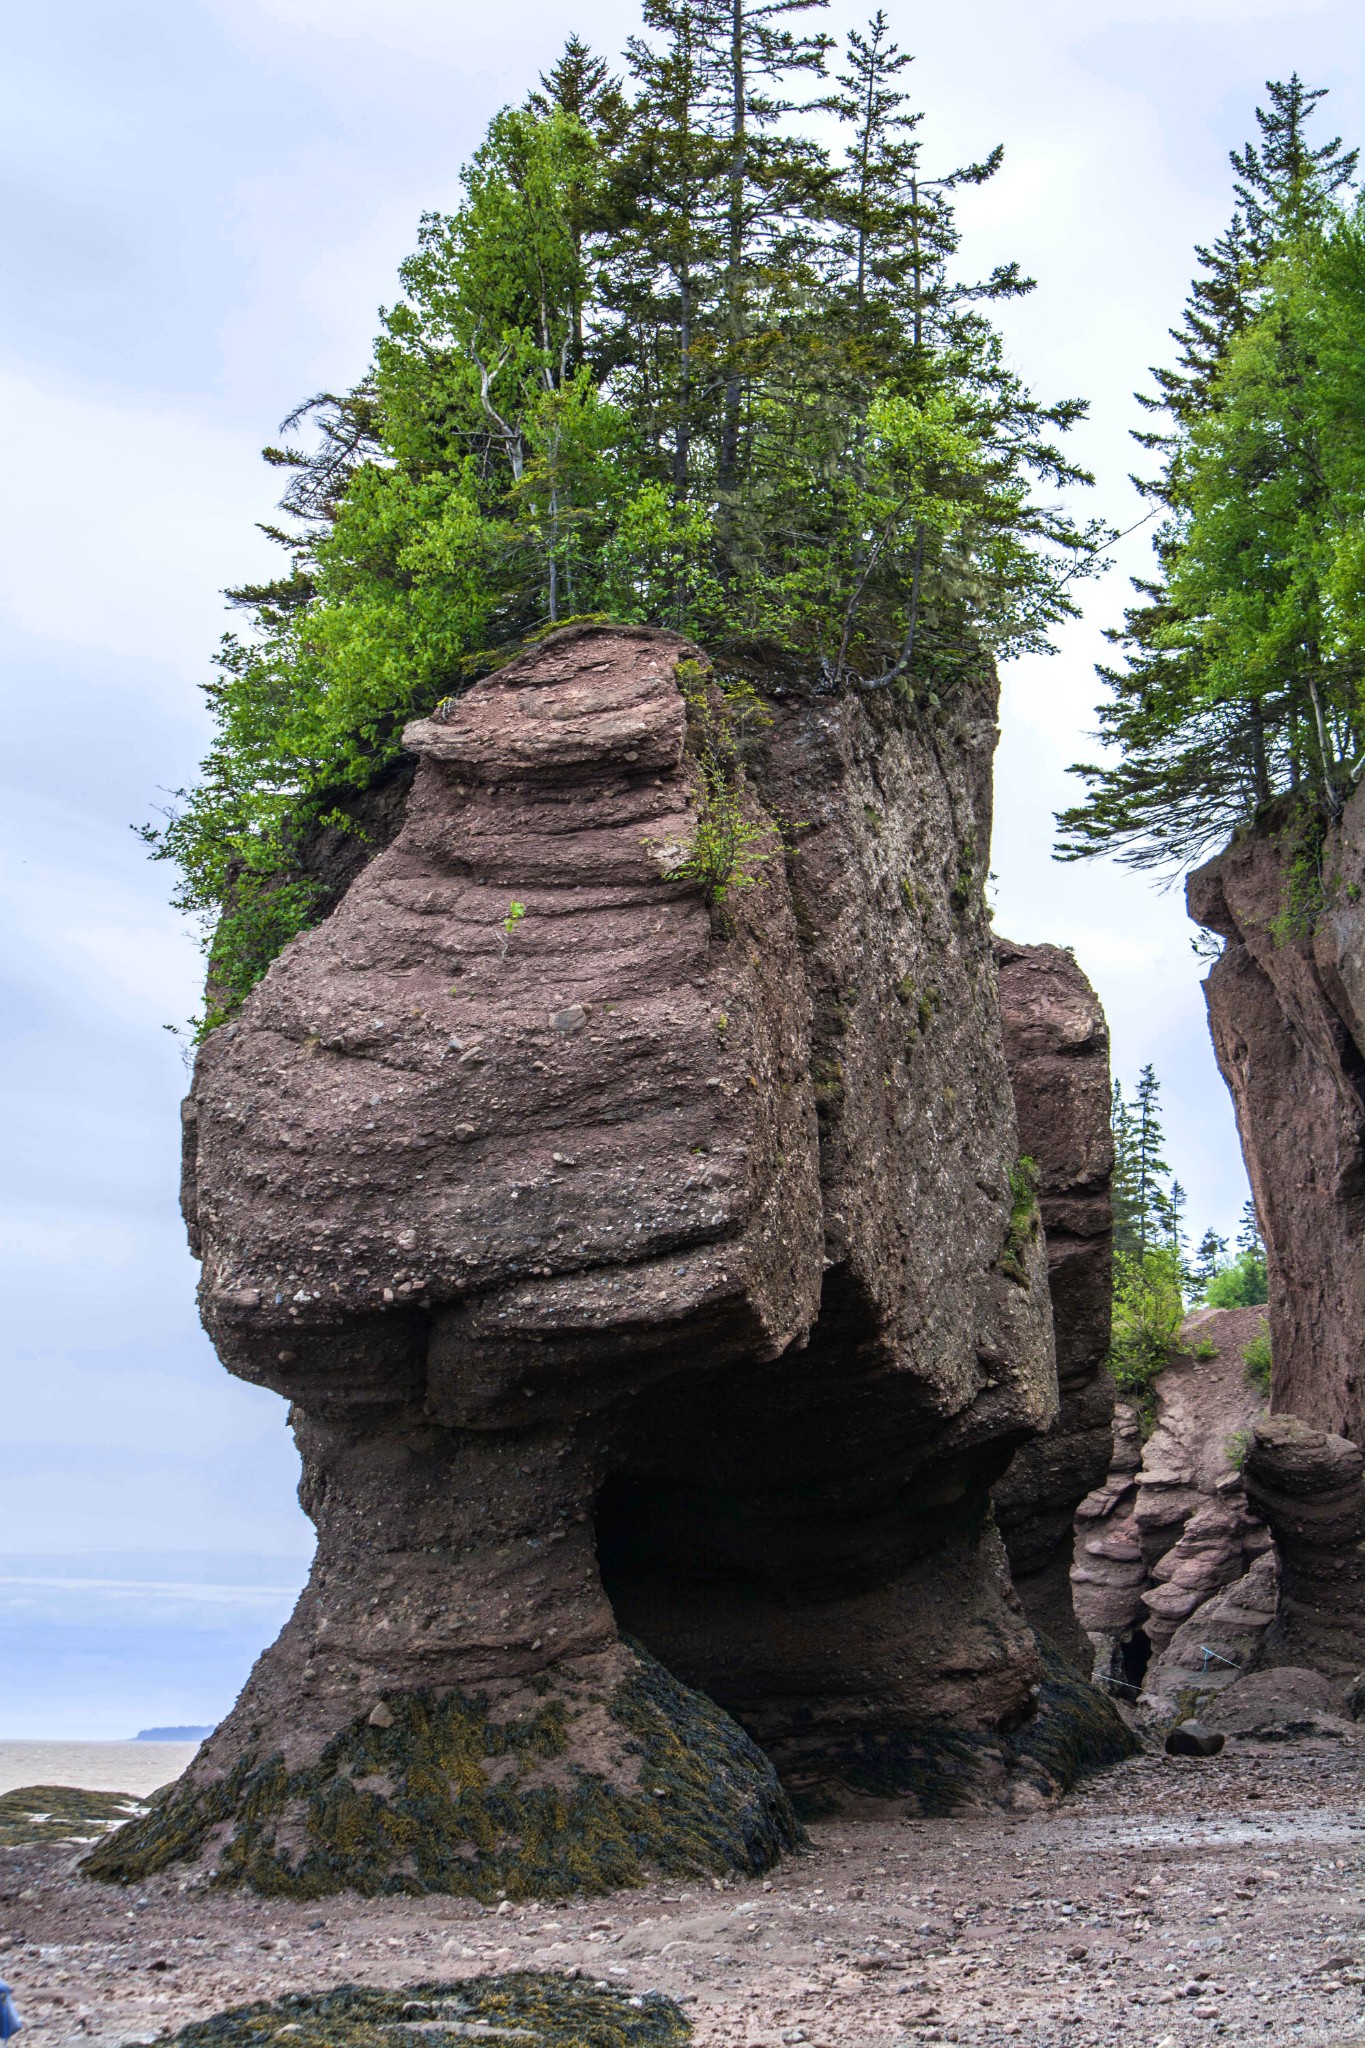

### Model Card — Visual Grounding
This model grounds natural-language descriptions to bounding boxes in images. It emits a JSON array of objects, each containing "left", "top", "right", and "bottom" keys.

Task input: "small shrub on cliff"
[
  {"left": 1108, "top": 1244, "right": 1186, "bottom": 1422},
  {"left": 1243, "top": 1318, "right": 1273, "bottom": 1394},
  {"left": 665, "top": 662, "right": 772, "bottom": 923},
  {"left": 1001, "top": 1155, "right": 1040, "bottom": 1283}
]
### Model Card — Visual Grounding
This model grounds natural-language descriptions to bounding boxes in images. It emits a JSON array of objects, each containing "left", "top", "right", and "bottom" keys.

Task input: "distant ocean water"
[
  {"left": 0, "top": 1739, "right": 199, "bottom": 1796},
  {"left": 0, "top": 1550, "right": 309, "bottom": 1741}
]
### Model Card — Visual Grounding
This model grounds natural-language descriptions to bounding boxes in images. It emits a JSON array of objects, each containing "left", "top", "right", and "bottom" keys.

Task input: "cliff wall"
[
  {"left": 992, "top": 941, "right": 1115, "bottom": 1671},
  {"left": 1071, "top": 1307, "right": 1276, "bottom": 1713},
  {"left": 1188, "top": 787, "right": 1365, "bottom": 1444}
]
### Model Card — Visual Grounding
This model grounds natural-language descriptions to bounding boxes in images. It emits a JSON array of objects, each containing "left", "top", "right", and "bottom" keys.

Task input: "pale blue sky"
[{"left": 2, "top": 0, "right": 1360, "bottom": 1734}]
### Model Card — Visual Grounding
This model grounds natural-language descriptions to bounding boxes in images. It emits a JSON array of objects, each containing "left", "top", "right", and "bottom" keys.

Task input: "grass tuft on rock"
[
  {"left": 83, "top": 1650, "right": 801, "bottom": 1899},
  {"left": 161, "top": 1974, "right": 690, "bottom": 2048}
]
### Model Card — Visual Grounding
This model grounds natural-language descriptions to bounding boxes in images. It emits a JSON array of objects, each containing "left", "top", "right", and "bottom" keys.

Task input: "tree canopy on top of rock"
[{"left": 143, "top": 2, "right": 1104, "bottom": 1027}]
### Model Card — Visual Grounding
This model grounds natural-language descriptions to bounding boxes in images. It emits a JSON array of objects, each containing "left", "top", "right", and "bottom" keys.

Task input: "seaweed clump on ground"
[
  {"left": 784, "top": 1639, "right": 1136, "bottom": 1821},
  {"left": 162, "top": 1975, "right": 691, "bottom": 2048},
  {"left": 1008, "top": 1640, "right": 1139, "bottom": 1785},
  {"left": 84, "top": 1650, "right": 802, "bottom": 1899},
  {"left": 0, "top": 1784, "right": 150, "bottom": 1848}
]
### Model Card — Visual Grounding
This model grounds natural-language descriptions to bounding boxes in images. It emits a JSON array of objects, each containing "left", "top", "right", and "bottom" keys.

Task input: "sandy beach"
[{"left": 0, "top": 1740, "right": 197, "bottom": 1797}]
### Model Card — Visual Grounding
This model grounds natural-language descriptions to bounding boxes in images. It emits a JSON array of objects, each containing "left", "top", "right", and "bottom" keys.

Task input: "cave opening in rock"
[{"left": 1116, "top": 1627, "right": 1152, "bottom": 1697}]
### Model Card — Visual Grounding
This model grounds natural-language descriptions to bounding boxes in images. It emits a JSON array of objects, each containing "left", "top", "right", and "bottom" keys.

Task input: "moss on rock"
[
  {"left": 783, "top": 1638, "right": 1136, "bottom": 1819},
  {"left": 161, "top": 1974, "right": 690, "bottom": 2048},
  {"left": 83, "top": 1651, "right": 802, "bottom": 1898},
  {"left": 1009, "top": 1639, "right": 1138, "bottom": 1783},
  {"left": 0, "top": 1784, "right": 151, "bottom": 1848}
]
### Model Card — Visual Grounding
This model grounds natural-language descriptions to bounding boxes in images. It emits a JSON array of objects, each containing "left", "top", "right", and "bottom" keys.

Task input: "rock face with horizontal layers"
[
  {"left": 91, "top": 623, "right": 1112, "bottom": 1899},
  {"left": 1071, "top": 1307, "right": 1276, "bottom": 1714},
  {"left": 1187, "top": 788, "right": 1365, "bottom": 1446},
  {"left": 1243, "top": 1414, "right": 1365, "bottom": 1683},
  {"left": 991, "top": 940, "right": 1115, "bottom": 1672}
]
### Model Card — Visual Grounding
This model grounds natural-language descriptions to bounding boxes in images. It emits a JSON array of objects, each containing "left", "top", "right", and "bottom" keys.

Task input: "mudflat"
[
  {"left": 0, "top": 1742, "right": 197, "bottom": 1798},
  {"left": 1, "top": 1736, "right": 1363, "bottom": 2047}
]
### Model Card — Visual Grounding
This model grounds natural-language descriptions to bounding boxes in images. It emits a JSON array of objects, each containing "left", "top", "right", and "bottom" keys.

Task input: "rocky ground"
[{"left": 2, "top": 1734, "right": 1363, "bottom": 2048}]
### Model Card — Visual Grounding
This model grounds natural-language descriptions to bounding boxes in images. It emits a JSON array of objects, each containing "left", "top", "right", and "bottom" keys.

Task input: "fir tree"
[
  {"left": 1110, "top": 1077, "right": 1143, "bottom": 1259},
  {"left": 1056, "top": 78, "right": 1363, "bottom": 873},
  {"left": 1131, "top": 1064, "right": 1171, "bottom": 1258},
  {"left": 145, "top": 1, "right": 1105, "bottom": 1022},
  {"left": 1192, "top": 1227, "right": 1228, "bottom": 1288}
]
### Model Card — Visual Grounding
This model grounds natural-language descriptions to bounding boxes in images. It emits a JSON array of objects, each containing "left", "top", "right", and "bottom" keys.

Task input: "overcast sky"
[{"left": 2, "top": 0, "right": 1360, "bottom": 1734}]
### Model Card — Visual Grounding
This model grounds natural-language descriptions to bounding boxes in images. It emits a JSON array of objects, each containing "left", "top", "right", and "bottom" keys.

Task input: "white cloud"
[{"left": 0, "top": 364, "right": 276, "bottom": 678}]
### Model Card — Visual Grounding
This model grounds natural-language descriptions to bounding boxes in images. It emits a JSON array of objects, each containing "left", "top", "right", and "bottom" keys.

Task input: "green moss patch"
[
  {"left": 783, "top": 1639, "right": 1135, "bottom": 1819},
  {"left": 0, "top": 1783, "right": 150, "bottom": 1847},
  {"left": 162, "top": 1974, "right": 689, "bottom": 2048},
  {"left": 1009, "top": 1640, "right": 1138, "bottom": 1783},
  {"left": 84, "top": 1652, "right": 801, "bottom": 1899}
]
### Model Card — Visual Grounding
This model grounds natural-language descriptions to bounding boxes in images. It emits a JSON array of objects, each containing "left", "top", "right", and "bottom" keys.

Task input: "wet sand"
[
  {"left": 2, "top": 1736, "right": 1363, "bottom": 2047},
  {"left": 0, "top": 1741, "right": 197, "bottom": 1797}
]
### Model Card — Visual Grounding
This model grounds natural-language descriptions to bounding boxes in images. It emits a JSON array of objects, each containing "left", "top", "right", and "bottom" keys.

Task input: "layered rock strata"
[
  {"left": 1188, "top": 788, "right": 1365, "bottom": 1445},
  {"left": 991, "top": 940, "right": 1115, "bottom": 1671},
  {"left": 94, "top": 624, "right": 1088, "bottom": 1897},
  {"left": 1243, "top": 1414, "right": 1365, "bottom": 1683},
  {"left": 1071, "top": 1307, "right": 1276, "bottom": 1712}
]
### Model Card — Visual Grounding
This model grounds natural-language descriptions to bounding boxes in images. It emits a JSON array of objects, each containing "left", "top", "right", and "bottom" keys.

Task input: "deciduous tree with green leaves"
[{"left": 147, "top": 4, "right": 1105, "bottom": 1027}]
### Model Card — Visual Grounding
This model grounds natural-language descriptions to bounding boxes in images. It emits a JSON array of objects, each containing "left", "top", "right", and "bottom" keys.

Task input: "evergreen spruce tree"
[
  {"left": 1131, "top": 1064, "right": 1171, "bottom": 1257},
  {"left": 1110, "top": 1078, "right": 1143, "bottom": 1260},
  {"left": 1056, "top": 78, "right": 1363, "bottom": 873},
  {"left": 145, "top": 1, "right": 1106, "bottom": 1024},
  {"left": 1192, "top": 1227, "right": 1228, "bottom": 1289}
]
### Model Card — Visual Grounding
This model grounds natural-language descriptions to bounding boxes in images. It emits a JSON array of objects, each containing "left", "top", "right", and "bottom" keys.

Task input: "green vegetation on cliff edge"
[
  {"left": 1058, "top": 77, "right": 1365, "bottom": 882},
  {"left": 144, "top": 6, "right": 1105, "bottom": 1027}
]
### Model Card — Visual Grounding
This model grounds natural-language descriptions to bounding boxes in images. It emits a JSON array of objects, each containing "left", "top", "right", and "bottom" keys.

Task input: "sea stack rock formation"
[
  {"left": 91, "top": 624, "right": 1074, "bottom": 1899},
  {"left": 1187, "top": 787, "right": 1365, "bottom": 1445},
  {"left": 992, "top": 941, "right": 1116, "bottom": 1672}
]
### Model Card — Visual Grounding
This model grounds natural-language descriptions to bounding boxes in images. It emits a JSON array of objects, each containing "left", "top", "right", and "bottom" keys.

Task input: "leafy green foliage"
[
  {"left": 147, "top": 5, "right": 1103, "bottom": 1022},
  {"left": 1242, "top": 1317, "right": 1273, "bottom": 1393},
  {"left": 1201, "top": 1200, "right": 1268, "bottom": 1306},
  {"left": 666, "top": 661, "right": 772, "bottom": 921},
  {"left": 1001, "top": 1153, "right": 1040, "bottom": 1283},
  {"left": 1108, "top": 1244, "right": 1186, "bottom": 1422},
  {"left": 1057, "top": 78, "right": 1364, "bottom": 875}
]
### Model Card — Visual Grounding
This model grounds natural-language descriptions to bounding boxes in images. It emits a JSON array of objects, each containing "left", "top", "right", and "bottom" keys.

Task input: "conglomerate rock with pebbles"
[{"left": 91, "top": 624, "right": 1130, "bottom": 1900}]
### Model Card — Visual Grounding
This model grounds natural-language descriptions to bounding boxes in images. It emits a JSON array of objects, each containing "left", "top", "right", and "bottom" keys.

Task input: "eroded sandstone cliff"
[
  {"left": 1188, "top": 787, "right": 1365, "bottom": 1444},
  {"left": 91, "top": 624, "right": 1126, "bottom": 1899},
  {"left": 1071, "top": 1307, "right": 1276, "bottom": 1714},
  {"left": 992, "top": 941, "right": 1115, "bottom": 1672}
]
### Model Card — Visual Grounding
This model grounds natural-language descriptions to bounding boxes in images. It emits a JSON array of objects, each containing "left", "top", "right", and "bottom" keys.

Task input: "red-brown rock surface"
[
  {"left": 1243, "top": 1413, "right": 1365, "bottom": 1682},
  {"left": 95, "top": 625, "right": 1075, "bottom": 1897},
  {"left": 1071, "top": 1307, "right": 1276, "bottom": 1712},
  {"left": 992, "top": 940, "right": 1115, "bottom": 1671},
  {"left": 1187, "top": 789, "right": 1365, "bottom": 1444}
]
